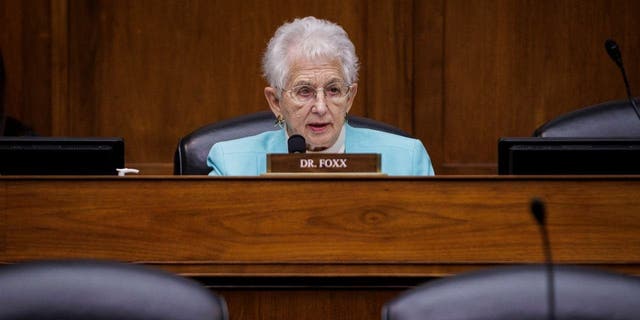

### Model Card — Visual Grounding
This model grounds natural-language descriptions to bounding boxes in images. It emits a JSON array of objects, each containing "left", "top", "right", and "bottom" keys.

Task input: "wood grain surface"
[{"left": 2, "top": 176, "right": 639, "bottom": 275}]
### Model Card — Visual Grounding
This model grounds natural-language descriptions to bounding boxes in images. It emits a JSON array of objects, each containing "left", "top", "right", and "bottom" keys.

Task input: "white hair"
[{"left": 262, "top": 16, "right": 359, "bottom": 93}]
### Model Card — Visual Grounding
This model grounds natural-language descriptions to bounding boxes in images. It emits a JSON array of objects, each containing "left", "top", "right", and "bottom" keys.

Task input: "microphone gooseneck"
[
  {"left": 530, "top": 197, "right": 556, "bottom": 320},
  {"left": 604, "top": 39, "right": 640, "bottom": 121},
  {"left": 287, "top": 134, "right": 306, "bottom": 153}
]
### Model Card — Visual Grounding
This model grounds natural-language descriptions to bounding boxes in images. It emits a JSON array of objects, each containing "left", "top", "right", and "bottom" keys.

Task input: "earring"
[{"left": 274, "top": 115, "right": 285, "bottom": 128}]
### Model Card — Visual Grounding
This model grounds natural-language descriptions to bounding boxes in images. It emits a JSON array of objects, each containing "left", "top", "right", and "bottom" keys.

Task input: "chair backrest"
[
  {"left": 173, "top": 111, "right": 411, "bottom": 175},
  {"left": 0, "top": 259, "right": 228, "bottom": 320},
  {"left": 533, "top": 98, "right": 640, "bottom": 137},
  {"left": 382, "top": 264, "right": 640, "bottom": 320}
]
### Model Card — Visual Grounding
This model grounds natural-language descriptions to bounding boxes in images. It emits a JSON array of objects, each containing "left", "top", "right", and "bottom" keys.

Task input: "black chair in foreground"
[
  {"left": 382, "top": 264, "right": 640, "bottom": 320},
  {"left": 533, "top": 98, "right": 640, "bottom": 137},
  {"left": 0, "top": 259, "right": 228, "bottom": 320},
  {"left": 174, "top": 111, "right": 411, "bottom": 175}
]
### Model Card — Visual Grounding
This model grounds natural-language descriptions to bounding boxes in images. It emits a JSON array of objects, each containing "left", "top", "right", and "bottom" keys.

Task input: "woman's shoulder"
[
  {"left": 346, "top": 124, "right": 419, "bottom": 146},
  {"left": 210, "top": 129, "right": 285, "bottom": 153}
]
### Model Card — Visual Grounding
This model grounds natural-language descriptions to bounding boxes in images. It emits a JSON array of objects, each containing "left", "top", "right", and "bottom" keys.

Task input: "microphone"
[
  {"left": 605, "top": 39, "right": 623, "bottom": 68},
  {"left": 530, "top": 197, "right": 555, "bottom": 320},
  {"left": 604, "top": 39, "right": 640, "bottom": 120},
  {"left": 287, "top": 134, "right": 306, "bottom": 153}
]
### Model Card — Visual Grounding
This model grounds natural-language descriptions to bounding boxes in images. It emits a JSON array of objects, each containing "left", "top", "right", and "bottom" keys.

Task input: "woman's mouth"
[{"left": 307, "top": 123, "right": 330, "bottom": 133}]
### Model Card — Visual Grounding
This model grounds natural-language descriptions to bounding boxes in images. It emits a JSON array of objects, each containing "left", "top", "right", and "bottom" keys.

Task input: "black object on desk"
[
  {"left": 0, "top": 136, "right": 124, "bottom": 175},
  {"left": 498, "top": 137, "right": 640, "bottom": 175}
]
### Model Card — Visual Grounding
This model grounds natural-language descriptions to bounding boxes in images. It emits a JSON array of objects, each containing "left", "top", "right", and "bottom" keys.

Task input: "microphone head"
[
  {"left": 530, "top": 197, "right": 546, "bottom": 226},
  {"left": 605, "top": 39, "right": 623, "bottom": 67},
  {"left": 287, "top": 134, "right": 306, "bottom": 153}
]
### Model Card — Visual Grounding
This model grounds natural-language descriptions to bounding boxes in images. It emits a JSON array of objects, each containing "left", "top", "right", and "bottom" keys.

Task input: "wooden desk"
[{"left": 2, "top": 176, "right": 640, "bottom": 319}]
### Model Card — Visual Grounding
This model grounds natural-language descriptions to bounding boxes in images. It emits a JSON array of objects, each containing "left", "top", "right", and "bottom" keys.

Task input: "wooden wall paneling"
[
  {"left": 529, "top": 0, "right": 640, "bottom": 122},
  {"left": 507, "top": 0, "right": 640, "bottom": 130},
  {"left": 9, "top": 0, "right": 640, "bottom": 174},
  {"left": 441, "top": 0, "right": 640, "bottom": 174},
  {"left": 443, "top": 0, "right": 519, "bottom": 174},
  {"left": 364, "top": 0, "right": 415, "bottom": 133},
  {"left": 0, "top": 0, "right": 23, "bottom": 123},
  {"left": 0, "top": 0, "right": 52, "bottom": 135},
  {"left": 218, "top": 289, "right": 402, "bottom": 320},
  {"left": 19, "top": 0, "right": 52, "bottom": 135},
  {"left": 413, "top": 0, "right": 445, "bottom": 174},
  {"left": 51, "top": 0, "right": 69, "bottom": 135},
  {"left": 67, "top": 0, "right": 270, "bottom": 164},
  {"left": 64, "top": 1, "right": 102, "bottom": 141},
  {"left": 65, "top": 0, "right": 374, "bottom": 171}
]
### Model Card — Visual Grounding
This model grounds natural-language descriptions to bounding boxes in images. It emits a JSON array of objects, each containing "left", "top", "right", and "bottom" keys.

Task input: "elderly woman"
[{"left": 207, "top": 16, "right": 434, "bottom": 176}]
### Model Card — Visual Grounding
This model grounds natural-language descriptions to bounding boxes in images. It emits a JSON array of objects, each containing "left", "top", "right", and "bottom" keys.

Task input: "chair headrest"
[
  {"left": 534, "top": 98, "right": 640, "bottom": 137},
  {"left": 0, "top": 259, "right": 228, "bottom": 320},
  {"left": 383, "top": 264, "right": 640, "bottom": 320}
]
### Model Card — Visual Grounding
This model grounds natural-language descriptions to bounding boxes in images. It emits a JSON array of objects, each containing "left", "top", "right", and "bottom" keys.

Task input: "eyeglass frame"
[{"left": 279, "top": 81, "right": 354, "bottom": 105}]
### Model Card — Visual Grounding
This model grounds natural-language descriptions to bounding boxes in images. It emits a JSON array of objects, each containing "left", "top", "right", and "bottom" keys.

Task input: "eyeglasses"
[{"left": 282, "top": 82, "right": 353, "bottom": 105}]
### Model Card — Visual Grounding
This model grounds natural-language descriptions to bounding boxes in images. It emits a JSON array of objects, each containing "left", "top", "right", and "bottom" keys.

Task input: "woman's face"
[{"left": 265, "top": 57, "right": 357, "bottom": 151}]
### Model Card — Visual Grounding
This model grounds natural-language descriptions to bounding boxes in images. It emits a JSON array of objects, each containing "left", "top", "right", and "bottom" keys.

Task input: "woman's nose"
[{"left": 312, "top": 90, "right": 328, "bottom": 114}]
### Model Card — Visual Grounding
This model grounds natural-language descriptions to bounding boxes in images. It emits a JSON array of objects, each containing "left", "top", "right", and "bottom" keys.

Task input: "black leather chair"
[
  {"left": 382, "top": 264, "right": 640, "bottom": 320},
  {"left": 533, "top": 98, "right": 640, "bottom": 137},
  {"left": 174, "top": 111, "right": 411, "bottom": 175},
  {"left": 0, "top": 259, "right": 228, "bottom": 320}
]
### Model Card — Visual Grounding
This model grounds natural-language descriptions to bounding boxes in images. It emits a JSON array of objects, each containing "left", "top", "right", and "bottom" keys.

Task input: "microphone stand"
[
  {"left": 605, "top": 39, "right": 640, "bottom": 121},
  {"left": 531, "top": 198, "right": 556, "bottom": 320}
]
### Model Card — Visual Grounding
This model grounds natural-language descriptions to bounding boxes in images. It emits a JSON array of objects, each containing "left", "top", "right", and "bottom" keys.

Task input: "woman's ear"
[
  {"left": 345, "top": 83, "right": 358, "bottom": 114},
  {"left": 264, "top": 87, "right": 282, "bottom": 115}
]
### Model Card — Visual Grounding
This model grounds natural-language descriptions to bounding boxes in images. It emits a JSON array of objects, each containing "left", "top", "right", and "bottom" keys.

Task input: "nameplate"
[{"left": 267, "top": 153, "right": 381, "bottom": 173}]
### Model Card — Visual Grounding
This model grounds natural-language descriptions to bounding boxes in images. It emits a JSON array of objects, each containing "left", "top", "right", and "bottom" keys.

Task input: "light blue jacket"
[{"left": 207, "top": 124, "right": 434, "bottom": 176}]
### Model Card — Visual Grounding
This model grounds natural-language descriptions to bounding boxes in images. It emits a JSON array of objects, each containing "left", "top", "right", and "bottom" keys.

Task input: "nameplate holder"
[{"left": 267, "top": 153, "right": 381, "bottom": 173}]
